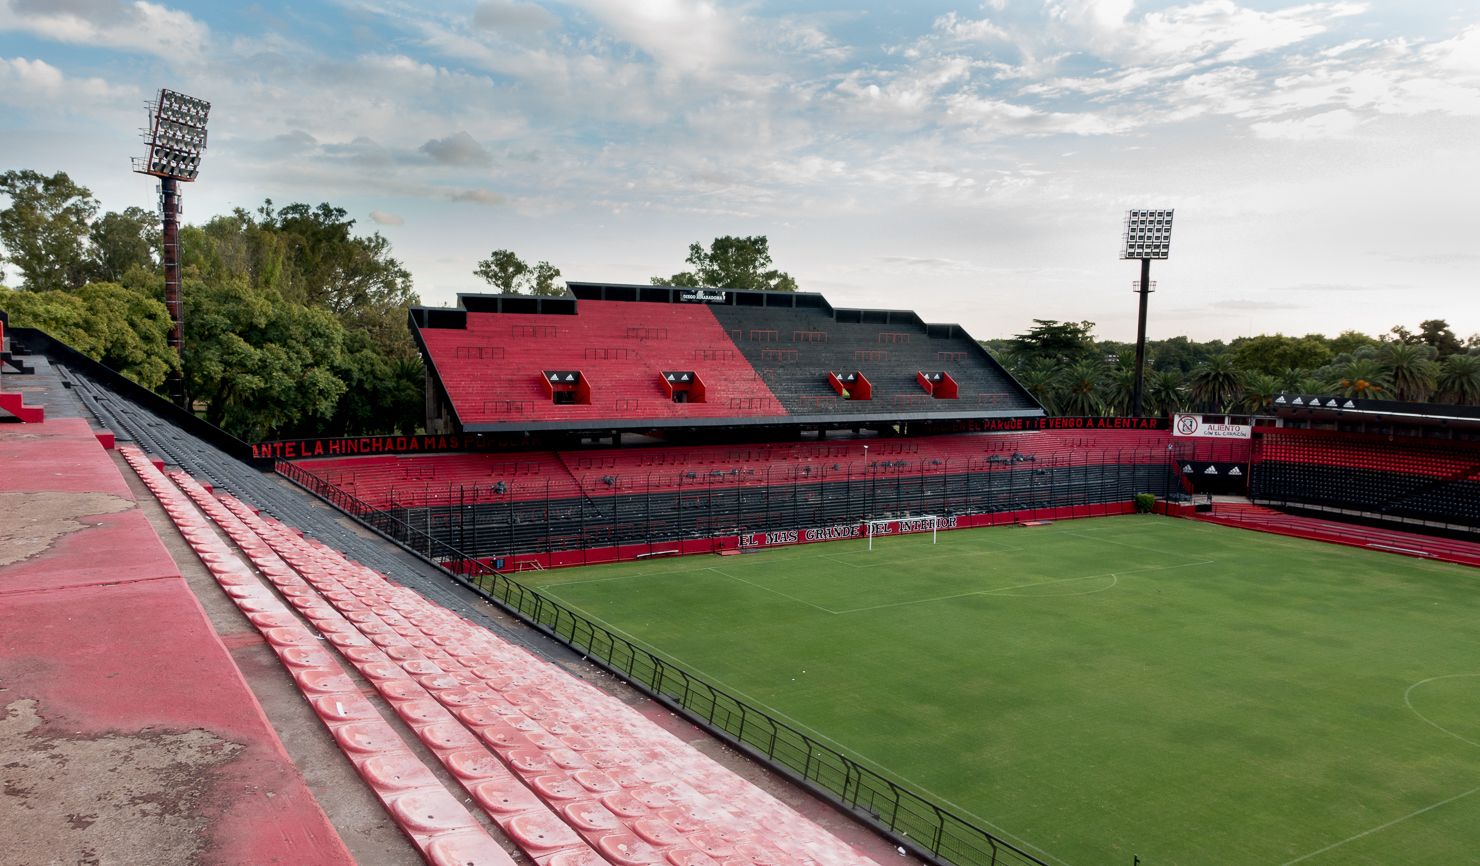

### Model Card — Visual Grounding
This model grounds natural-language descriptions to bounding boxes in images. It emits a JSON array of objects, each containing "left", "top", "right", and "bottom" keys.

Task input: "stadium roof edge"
[
  {"left": 410, "top": 282, "right": 989, "bottom": 339},
  {"left": 1272, "top": 393, "right": 1480, "bottom": 428}
]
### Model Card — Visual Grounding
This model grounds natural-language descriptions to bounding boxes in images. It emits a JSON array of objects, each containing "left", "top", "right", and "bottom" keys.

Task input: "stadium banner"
[
  {"left": 740, "top": 516, "right": 964, "bottom": 549},
  {"left": 940, "top": 416, "right": 1169, "bottom": 433},
  {"left": 1172, "top": 414, "right": 1252, "bottom": 439},
  {"left": 252, "top": 431, "right": 529, "bottom": 461}
]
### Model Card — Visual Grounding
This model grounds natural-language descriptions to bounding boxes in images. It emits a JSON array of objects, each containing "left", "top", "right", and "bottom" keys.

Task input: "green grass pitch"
[{"left": 522, "top": 515, "right": 1480, "bottom": 866}]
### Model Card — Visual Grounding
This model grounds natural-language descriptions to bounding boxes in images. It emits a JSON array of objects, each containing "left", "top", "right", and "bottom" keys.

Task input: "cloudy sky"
[{"left": 3, "top": 1, "right": 1478, "bottom": 342}]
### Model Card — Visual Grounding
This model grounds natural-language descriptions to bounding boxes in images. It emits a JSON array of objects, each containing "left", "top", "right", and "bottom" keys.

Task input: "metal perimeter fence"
[{"left": 276, "top": 459, "right": 1051, "bottom": 866}]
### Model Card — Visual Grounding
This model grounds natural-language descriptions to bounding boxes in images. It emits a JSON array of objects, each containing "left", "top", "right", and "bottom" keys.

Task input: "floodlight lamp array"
[
  {"left": 1121, "top": 208, "right": 1174, "bottom": 259},
  {"left": 159, "top": 89, "right": 210, "bottom": 127},
  {"left": 137, "top": 88, "right": 211, "bottom": 181}
]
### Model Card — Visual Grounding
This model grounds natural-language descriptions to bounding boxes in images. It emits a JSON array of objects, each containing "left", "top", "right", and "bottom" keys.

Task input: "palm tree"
[
  {"left": 1014, "top": 363, "right": 1062, "bottom": 415},
  {"left": 1188, "top": 354, "right": 1242, "bottom": 412},
  {"left": 1239, "top": 372, "right": 1281, "bottom": 414},
  {"left": 1295, "top": 376, "right": 1328, "bottom": 395},
  {"left": 1147, "top": 370, "right": 1186, "bottom": 416},
  {"left": 1058, "top": 359, "right": 1107, "bottom": 416},
  {"left": 1436, "top": 353, "right": 1480, "bottom": 405},
  {"left": 1378, "top": 341, "right": 1439, "bottom": 402},
  {"left": 1329, "top": 358, "right": 1390, "bottom": 398},
  {"left": 1274, "top": 367, "right": 1307, "bottom": 394},
  {"left": 1105, "top": 365, "right": 1137, "bottom": 416}
]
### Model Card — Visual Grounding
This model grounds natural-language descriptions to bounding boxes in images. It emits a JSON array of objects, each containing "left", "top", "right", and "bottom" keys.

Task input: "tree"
[
  {"left": 474, "top": 249, "right": 529, "bottom": 293},
  {"left": 1329, "top": 357, "right": 1389, "bottom": 398},
  {"left": 1147, "top": 370, "right": 1186, "bottom": 416},
  {"left": 525, "top": 261, "right": 566, "bottom": 296},
  {"left": 1009, "top": 319, "right": 1096, "bottom": 362},
  {"left": 473, "top": 250, "right": 567, "bottom": 296},
  {"left": 0, "top": 281, "right": 176, "bottom": 388},
  {"left": 257, "top": 202, "right": 417, "bottom": 346},
  {"left": 1012, "top": 362, "right": 1061, "bottom": 415},
  {"left": 87, "top": 207, "right": 158, "bottom": 283},
  {"left": 183, "top": 276, "right": 349, "bottom": 439},
  {"left": 1239, "top": 372, "right": 1281, "bottom": 414},
  {"left": 1329, "top": 329, "right": 1377, "bottom": 356},
  {"left": 1187, "top": 355, "right": 1243, "bottom": 412},
  {"left": 1377, "top": 341, "right": 1439, "bottom": 402},
  {"left": 1105, "top": 365, "right": 1137, "bottom": 416},
  {"left": 1229, "top": 334, "right": 1332, "bottom": 377},
  {"left": 1434, "top": 353, "right": 1480, "bottom": 405},
  {"left": 0, "top": 170, "right": 98, "bottom": 291},
  {"left": 327, "top": 331, "right": 425, "bottom": 435},
  {"left": 652, "top": 235, "right": 797, "bottom": 292},
  {"left": 1148, "top": 335, "right": 1224, "bottom": 374},
  {"left": 1057, "top": 359, "right": 1107, "bottom": 416},
  {"left": 1416, "top": 319, "right": 1463, "bottom": 358}
]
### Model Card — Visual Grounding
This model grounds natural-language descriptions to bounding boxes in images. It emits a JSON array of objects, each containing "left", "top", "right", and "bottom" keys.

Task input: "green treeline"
[
  {"left": 1, "top": 170, "right": 423, "bottom": 440},
  {"left": 986, "top": 319, "right": 1480, "bottom": 415}
]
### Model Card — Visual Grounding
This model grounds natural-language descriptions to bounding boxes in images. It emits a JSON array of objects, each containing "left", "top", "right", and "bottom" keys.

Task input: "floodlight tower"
[
  {"left": 1120, "top": 209, "right": 1174, "bottom": 417},
  {"left": 133, "top": 88, "right": 210, "bottom": 407}
]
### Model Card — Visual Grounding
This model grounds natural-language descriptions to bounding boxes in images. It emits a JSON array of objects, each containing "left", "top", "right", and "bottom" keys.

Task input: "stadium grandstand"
[
  {"left": 5, "top": 292, "right": 1480, "bottom": 866},
  {"left": 410, "top": 283, "right": 1042, "bottom": 436}
]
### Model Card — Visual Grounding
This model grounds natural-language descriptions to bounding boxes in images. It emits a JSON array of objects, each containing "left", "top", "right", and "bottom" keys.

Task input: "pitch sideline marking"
[
  {"left": 529, "top": 568, "right": 690, "bottom": 590},
  {"left": 707, "top": 566, "right": 841, "bottom": 614},
  {"left": 1280, "top": 785, "right": 1480, "bottom": 865},
  {"left": 1403, "top": 674, "right": 1480, "bottom": 750},
  {"left": 532, "top": 588, "right": 1078, "bottom": 866}
]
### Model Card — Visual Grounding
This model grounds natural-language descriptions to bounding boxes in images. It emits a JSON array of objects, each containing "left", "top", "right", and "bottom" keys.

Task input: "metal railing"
[{"left": 277, "top": 458, "right": 1050, "bottom": 866}]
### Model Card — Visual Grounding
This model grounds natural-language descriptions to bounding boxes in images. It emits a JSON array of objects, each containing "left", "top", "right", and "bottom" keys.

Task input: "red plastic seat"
[
  {"left": 505, "top": 811, "right": 587, "bottom": 852},
  {"left": 597, "top": 832, "right": 665, "bottom": 866}
]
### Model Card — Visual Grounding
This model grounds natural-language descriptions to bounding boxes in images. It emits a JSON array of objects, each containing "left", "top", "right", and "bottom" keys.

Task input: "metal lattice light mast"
[
  {"left": 1121, "top": 208, "right": 1174, "bottom": 417},
  {"left": 133, "top": 88, "right": 210, "bottom": 407}
]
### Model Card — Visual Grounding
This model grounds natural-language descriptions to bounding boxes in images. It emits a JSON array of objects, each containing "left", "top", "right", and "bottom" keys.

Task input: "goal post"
[{"left": 864, "top": 515, "right": 940, "bottom": 551}]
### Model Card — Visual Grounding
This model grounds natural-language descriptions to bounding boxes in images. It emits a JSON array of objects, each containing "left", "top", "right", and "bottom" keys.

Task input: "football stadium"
[
  {"left": 4, "top": 7, "right": 1480, "bottom": 865},
  {"left": 4, "top": 276, "right": 1479, "bottom": 866}
]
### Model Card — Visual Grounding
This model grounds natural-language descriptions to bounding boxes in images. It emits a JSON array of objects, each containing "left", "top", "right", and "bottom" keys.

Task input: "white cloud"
[
  {"left": 0, "top": 0, "right": 209, "bottom": 61},
  {"left": 3, "top": 1, "right": 1477, "bottom": 340},
  {"left": 0, "top": 54, "right": 136, "bottom": 109},
  {"left": 447, "top": 188, "right": 504, "bottom": 205},
  {"left": 1432, "top": 25, "right": 1480, "bottom": 74},
  {"left": 933, "top": 11, "right": 1010, "bottom": 44},
  {"left": 420, "top": 131, "right": 493, "bottom": 166},
  {"left": 944, "top": 93, "right": 1135, "bottom": 137},
  {"left": 472, "top": 0, "right": 558, "bottom": 36},
  {"left": 1251, "top": 107, "right": 1361, "bottom": 139},
  {"left": 560, "top": 0, "right": 737, "bottom": 76}
]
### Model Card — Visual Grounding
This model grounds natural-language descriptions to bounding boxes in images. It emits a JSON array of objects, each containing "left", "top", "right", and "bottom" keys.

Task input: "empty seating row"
[
  {"left": 1251, "top": 430, "right": 1480, "bottom": 527},
  {"left": 127, "top": 444, "right": 882, "bottom": 866},
  {"left": 421, "top": 300, "right": 788, "bottom": 424},
  {"left": 708, "top": 305, "right": 1032, "bottom": 417},
  {"left": 299, "top": 429, "right": 1177, "bottom": 510},
  {"left": 119, "top": 445, "right": 518, "bottom": 866},
  {"left": 375, "top": 459, "right": 1179, "bottom": 562}
]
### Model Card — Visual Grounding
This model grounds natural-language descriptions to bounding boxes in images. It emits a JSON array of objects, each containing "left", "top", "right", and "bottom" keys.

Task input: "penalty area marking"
[
  {"left": 1280, "top": 785, "right": 1480, "bottom": 865},
  {"left": 983, "top": 573, "right": 1119, "bottom": 598},
  {"left": 1403, "top": 674, "right": 1480, "bottom": 749}
]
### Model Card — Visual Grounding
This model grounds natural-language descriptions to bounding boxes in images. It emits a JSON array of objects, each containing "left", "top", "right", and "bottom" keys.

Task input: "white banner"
[{"left": 1173, "top": 414, "right": 1251, "bottom": 439}]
